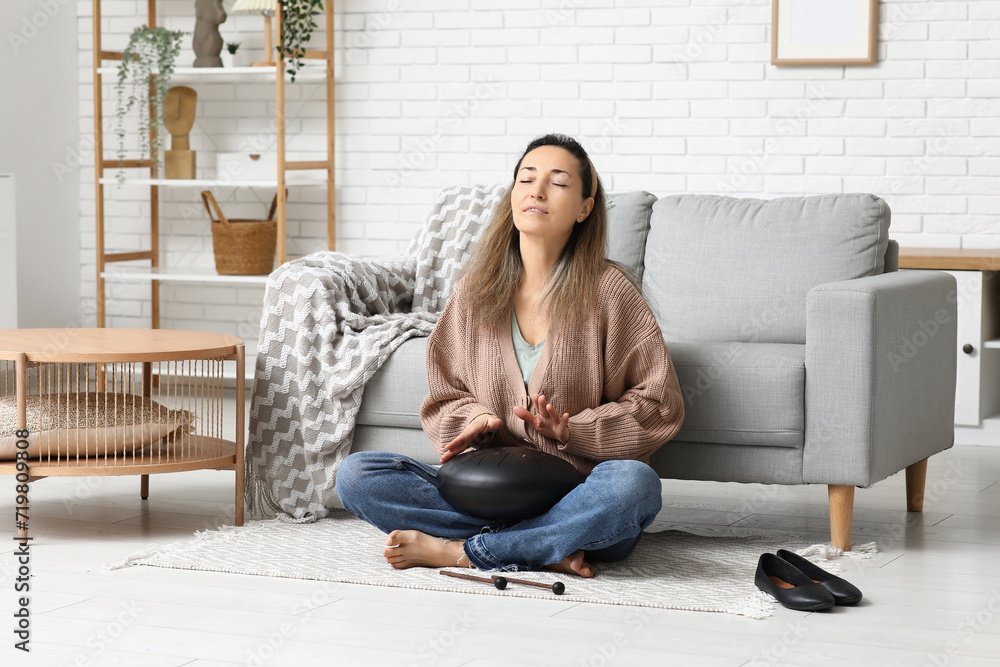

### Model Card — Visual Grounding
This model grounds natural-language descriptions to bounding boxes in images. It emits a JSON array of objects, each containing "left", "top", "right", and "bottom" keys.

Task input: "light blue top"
[{"left": 511, "top": 306, "right": 545, "bottom": 391}]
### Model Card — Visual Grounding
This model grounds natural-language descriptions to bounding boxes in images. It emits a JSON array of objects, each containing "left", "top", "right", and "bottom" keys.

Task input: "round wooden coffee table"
[{"left": 0, "top": 328, "right": 246, "bottom": 541}]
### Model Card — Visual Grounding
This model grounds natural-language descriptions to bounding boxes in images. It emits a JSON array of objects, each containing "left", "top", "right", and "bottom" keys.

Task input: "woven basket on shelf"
[{"left": 200, "top": 190, "right": 278, "bottom": 275}]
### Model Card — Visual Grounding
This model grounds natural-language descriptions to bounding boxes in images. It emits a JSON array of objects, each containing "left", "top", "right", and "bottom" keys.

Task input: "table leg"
[{"left": 235, "top": 344, "right": 245, "bottom": 526}]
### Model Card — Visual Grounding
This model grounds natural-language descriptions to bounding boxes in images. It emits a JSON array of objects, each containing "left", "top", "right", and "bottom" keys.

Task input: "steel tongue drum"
[{"left": 437, "top": 446, "right": 584, "bottom": 521}]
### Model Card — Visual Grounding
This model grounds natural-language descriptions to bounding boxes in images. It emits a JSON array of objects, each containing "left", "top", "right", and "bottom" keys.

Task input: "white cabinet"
[
  {"left": 904, "top": 262, "right": 1000, "bottom": 446},
  {"left": 946, "top": 269, "right": 1000, "bottom": 427},
  {"left": 0, "top": 175, "right": 15, "bottom": 329}
]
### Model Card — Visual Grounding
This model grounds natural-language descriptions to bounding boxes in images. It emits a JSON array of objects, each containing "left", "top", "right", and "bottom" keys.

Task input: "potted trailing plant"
[
  {"left": 222, "top": 41, "right": 242, "bottom": 67},
  {"left": 114, "top": 25, "right": 185, "bottom": 182},
  {"left": 278, "top": 0, "right": 323, "bottom": 82}
]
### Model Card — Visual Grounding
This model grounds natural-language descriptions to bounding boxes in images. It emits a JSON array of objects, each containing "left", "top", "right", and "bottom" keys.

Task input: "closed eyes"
[{"left": 519, "top": 180, "right": 568, "bottom": 187}]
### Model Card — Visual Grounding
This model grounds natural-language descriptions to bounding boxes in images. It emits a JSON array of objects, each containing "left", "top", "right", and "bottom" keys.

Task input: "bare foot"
[
  {"left": 383, "top": 530, "right": 468, "bottom": 569},
  {"left": 545, "top": 549, "right": 596, "bottom": 578}
]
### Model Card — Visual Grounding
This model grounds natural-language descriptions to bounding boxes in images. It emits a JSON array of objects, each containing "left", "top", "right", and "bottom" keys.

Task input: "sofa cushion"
[
  {"left": 356, "top": 337, "right": 428, "bottom": 429},
  {"left": 668, "top": 341, "right": 805, "bottom": 448},
  {"left": 605, "top": 191, "right": 657, "bottom": 283},
  {"left": 643, "top": 193, "right": 891, "bottom": 344}
]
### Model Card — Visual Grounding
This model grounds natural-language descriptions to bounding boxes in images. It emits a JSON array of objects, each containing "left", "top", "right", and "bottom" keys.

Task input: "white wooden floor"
[{"left": 2, "top": 406, "right": 1000, "bottom": 666}]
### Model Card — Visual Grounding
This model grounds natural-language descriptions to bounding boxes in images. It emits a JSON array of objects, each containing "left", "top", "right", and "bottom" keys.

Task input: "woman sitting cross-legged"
[{"left": 335, "top": 133, "right": 685, "bottom": 577}]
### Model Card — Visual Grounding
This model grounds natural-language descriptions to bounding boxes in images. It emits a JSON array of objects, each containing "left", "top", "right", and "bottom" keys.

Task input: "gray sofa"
[{"left": 348, "top": 190, "right": 957, "bottom": 550}]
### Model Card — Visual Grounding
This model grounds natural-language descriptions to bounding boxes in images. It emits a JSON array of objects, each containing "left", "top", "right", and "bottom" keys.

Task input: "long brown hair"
[{"left": 462, "top": 134, "right": 620, "bottom": 335}]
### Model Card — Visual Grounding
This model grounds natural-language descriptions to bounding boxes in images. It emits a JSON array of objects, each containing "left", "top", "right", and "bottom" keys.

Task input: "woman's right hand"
[{"left": 441, "top": 414, "right": 502, "bottom": 464}]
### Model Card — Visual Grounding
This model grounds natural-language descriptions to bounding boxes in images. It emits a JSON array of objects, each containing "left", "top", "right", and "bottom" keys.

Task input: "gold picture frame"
[{"left": 772, "top": 0, "right": 878, "bottom": 66}]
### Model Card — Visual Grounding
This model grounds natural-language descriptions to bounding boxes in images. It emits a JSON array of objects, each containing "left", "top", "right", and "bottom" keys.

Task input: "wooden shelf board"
[
  {"left": 98, "top": 176, "right": 328, "bottom": 188},
  {"left": 0, "top": 437, "right": 238, "bottom": 477},
  {"left": 96, "top": 65, "right": 327, "bottom": 82},
  {"left": 983, "top": 339, "right": 1000, "bottom": 350},
  {"left": 898, "top": 248, "right": 1000, "bottom": 272},
  {"left": 102, "top": 266, "right": 270, "bottom": 285}
]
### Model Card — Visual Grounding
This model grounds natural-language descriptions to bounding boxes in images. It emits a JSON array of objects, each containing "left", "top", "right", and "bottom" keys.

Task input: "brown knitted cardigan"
[{"left": 420, "top": 264, "right": 685, "bottom": 476}]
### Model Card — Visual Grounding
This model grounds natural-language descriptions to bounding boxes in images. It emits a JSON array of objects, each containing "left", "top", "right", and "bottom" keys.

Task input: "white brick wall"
[{"left": 74, "top": 0, "right": 1000, "bottom": 350}]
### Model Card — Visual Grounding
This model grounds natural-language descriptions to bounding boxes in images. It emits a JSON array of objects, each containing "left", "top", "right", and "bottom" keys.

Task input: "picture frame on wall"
[{"left": 772, "top": 0, "right": 879, "bottom": 66}]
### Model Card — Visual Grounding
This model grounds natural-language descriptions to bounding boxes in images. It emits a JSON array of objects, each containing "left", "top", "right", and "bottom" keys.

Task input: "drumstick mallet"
[
  {"left": 493, "top": 574, "right": 566, "bottom": 595},
  {"left": 440, "top": 569, "right": 508, "bottom": 590}
]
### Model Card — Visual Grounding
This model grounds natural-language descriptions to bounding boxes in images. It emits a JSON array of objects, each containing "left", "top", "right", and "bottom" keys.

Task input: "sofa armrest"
[{"left": 804, "top": 270, "right": 957, "bottom": 487}]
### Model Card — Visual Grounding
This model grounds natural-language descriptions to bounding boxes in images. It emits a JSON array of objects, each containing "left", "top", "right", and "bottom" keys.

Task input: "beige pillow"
[{"left": 0, "top": 392, "right": 193, "bottom": 460}]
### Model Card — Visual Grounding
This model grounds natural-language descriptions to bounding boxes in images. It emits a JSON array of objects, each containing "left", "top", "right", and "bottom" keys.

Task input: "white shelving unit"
[{"left": 92, "top": 0, "right": 336, "bottom": 331}]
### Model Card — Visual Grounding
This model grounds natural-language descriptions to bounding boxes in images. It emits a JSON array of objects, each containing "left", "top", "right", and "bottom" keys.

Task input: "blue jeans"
[{"left": 335, "top": 451, "right": 663, "bottom": 571}]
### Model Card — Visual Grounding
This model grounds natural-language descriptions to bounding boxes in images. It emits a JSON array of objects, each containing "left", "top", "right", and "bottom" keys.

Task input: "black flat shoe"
[
  {"left": 777, "top": 549, "right": 863, "bottom": 605},
  {"left": 755, "top": 553, "right": 835, "bottom": 611}
]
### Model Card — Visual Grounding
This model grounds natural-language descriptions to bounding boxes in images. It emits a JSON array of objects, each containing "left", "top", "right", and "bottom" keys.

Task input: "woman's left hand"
[{"left": 514, "top": 394, "right": 571, "bottom": 444}]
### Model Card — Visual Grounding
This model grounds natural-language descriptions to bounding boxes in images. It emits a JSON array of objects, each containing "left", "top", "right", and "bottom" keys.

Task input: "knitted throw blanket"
[{"left": 246, "top": 184, "right": 505, "bottom": 522}]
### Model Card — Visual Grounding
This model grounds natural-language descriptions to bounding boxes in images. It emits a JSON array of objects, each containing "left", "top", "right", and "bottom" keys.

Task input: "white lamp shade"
[{"left": 231, "top": 0, "right": 276, "bottom": 13}]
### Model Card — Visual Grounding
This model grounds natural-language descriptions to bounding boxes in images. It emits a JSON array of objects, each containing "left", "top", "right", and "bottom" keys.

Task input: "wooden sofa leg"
[
  {"left": 906, "top": 458, "right": 928, "bottom": 512},
  {"left": 140, "top": 474, "right": 149, "bottom": 500},
  {"left": 828, "top": 484, "right": 855, "bottom": 551}
]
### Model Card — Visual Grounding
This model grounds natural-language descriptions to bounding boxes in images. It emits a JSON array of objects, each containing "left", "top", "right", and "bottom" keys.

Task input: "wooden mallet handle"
[{"left": 441, "top": 569, "right": 507, "bottom": 590}]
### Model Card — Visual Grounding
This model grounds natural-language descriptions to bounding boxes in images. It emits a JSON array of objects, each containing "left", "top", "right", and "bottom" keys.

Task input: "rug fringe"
[
  {"left": 794, "top": 541, "right": 878, "bottom": 561},
  {"left": 106, "top": 544, "right": 166, "bottom": 571},
  {"left": 276, "top": 512, "right": 318, "bottom": 524},
  {"left": 725, "top": 591, "right": 776, "bottom": 620},
  {"left": 106, "top": 520, "right": 283, "bottom": 571}
]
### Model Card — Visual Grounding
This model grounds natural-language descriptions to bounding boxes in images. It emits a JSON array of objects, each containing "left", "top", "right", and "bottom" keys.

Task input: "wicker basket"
[{"left": 201, "top": 191, "right": 278, "bottom": 275}]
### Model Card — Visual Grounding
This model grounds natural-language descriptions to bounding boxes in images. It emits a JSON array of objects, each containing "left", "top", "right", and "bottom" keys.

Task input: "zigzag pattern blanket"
[{"left": 246, "top": 184, "right": 505, "bottom": 521}]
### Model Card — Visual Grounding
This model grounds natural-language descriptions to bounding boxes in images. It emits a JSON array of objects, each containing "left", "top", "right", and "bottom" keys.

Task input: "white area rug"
[{"left": 108, "top": 510, "right": 876, "bottom": 620}]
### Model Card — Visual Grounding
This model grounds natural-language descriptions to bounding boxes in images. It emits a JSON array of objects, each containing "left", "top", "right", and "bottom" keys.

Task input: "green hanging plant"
[
  {"left": 278, "top": 0, "right": 324, "bottom": 83},
  {"left": 114, "top": 25, "right": 185, "bottom": 183}
]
